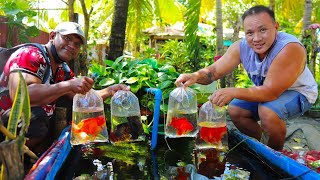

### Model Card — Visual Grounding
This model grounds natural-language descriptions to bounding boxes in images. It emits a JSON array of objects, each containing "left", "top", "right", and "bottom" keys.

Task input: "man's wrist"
[{"left": 196, "top": 69, "right": 213, "bottom": 84}]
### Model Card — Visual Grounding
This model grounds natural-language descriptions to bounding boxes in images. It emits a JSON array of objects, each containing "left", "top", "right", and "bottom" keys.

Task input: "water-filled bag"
[
  {"left": 165, "top": 86, "right": 198, "bottom": 138},
  {"left": 71, "top": 89, "right": 109, "bottom": 145},
  {"left": 110, "top": 90, "right": 145, "bottom": 143}
]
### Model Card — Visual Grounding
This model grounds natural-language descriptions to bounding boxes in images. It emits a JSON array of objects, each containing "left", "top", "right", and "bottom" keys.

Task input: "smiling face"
[
  {"left": 50, "top": 31, "right": 83, "bottom": 62},
  {"left": 243, "top": 12, "right": 278, "bottom": 60}
]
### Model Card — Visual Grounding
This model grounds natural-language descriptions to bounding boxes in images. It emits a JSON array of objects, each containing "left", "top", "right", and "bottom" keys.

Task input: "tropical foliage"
[
  {"left": 1, "top": 0, "right": 320, "bottom": 106},
  {"left": 88, "top": 56, "right": 179, "bottom": 113},
  {"left": 0, "top": 1, "right": 39, "bottom": 47}
]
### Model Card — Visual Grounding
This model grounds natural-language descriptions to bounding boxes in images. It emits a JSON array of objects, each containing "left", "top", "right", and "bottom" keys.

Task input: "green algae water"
[{"left": 56, "top": 136, "right": 292, "bottom": 179}]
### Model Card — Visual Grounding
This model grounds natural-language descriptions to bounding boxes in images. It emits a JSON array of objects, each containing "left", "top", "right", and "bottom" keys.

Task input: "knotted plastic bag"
[
  {"left": 165, "top": 86, "right": 198, "bottom": 138},
  {"left": 196, "top": 101, "right": 228, "bottom": 150},
  {"left": 110, "top": 90, "right": 145, "bottom": 143},
  {"left": 71, "top": 89, "right": 109, "bottom": 145}
]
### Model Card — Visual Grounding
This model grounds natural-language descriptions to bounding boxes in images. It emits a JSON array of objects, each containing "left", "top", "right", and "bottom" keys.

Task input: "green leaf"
[
  {"left": 99, "top": 78, "right": 115, "bottom": 86},
  {"left": 130, "top": 84, "right": 141, "bottom": 93},
  {"left": 126, "top": 77, "right": 139, "bottom": 84},
  {"left": 20, "top": 72, "right": 31, "bottom": 136},
  {"left": 159, "top": 64, "right": 177, "bottom": 73},
  {"left": 89, "top": 63, "right": 108, "bottom": 76},
  {"left": 127, "top": 68, "right": 137, "bottom": 76},
  {"left": 115, "top": 56, "right": 124, "bottom": 63},
  {"left": 142, "top": 123, "right": 149, "bottom": 134},
  {"left": 6, "top": 77, "right": 23, "bottom": 138},
  {"left": 310, "top": 160, "right": 320, "bottom": 168},
  {"left": 140, "top": 77, "right": 150, "bottom": 81},
  {"left": 119, "top": 77, "right": 128, "bottom": 84},
  {"left": 6, "top": 71, "right": 30, "bottom": 139},
  {"left": 128, "top": 60, "right": 140, "bottom": 69},
  {"left": 25, "top": 25, "right": 39, "bottom": 37},
  {"left": 158, "top": 80, "right": 173, "bottom": 90},
  {"left": 144, "top": 81, "right": 156, "bottom": 88},
  {"left": 104, "top": 60, "right": 114, "bottom": 67},
  {"left": 119, "top": 61, "right": 128, "bottom": 69},
  {"left": 139, "top": 58, "right": 158, "bottom": 69}
]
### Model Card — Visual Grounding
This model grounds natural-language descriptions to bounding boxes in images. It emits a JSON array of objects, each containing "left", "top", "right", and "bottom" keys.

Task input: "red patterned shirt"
[{"left": 0, "top": 45, "right": 75, "bottom": 116}]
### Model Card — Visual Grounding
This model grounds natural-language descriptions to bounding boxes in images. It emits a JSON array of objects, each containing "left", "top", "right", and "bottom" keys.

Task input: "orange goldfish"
[
  {"left": 72, "top": 115, "right": 106, "bottom": 137},
  {"left": 200, "top": 125, "right": 227, "bottom": 144},
  {"left": 169, "top": 116, "right": 194, "bottom": 135}
]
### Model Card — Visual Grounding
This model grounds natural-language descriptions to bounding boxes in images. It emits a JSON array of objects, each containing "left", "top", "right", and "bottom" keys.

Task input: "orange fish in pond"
[
  {"left": 72, "top": 115, "right": 106, "bottom": 137},
  {"left": 169, "top": 116, "right": 194, "bottom": 135},
  {"left": 199, "top": 124, "right": 227, "bottom": 144},
  {"left": 175, "top": 167, "right": 190, "bottom": 180}
]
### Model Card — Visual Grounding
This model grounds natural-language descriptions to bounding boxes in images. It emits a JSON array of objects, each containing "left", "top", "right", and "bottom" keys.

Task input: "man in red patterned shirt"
[{"left": 0, "top": 22, "right": 129, "bottom": 154}]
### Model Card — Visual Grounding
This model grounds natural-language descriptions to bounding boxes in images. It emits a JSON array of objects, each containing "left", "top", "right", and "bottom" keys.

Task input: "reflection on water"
[
  {"left": 56, "top": 137, "right": 288, "bottom": 179},
  {"left": 195, "top": 148, "right": 227, "bottom": 178}
]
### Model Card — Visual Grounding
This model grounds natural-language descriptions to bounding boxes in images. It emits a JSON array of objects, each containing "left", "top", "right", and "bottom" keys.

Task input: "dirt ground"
[{"left": 284, "top": 113, "right": 320, "bottom": 152}]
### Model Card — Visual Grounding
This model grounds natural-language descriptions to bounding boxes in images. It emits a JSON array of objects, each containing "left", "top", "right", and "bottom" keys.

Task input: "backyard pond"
[{"left": 55, "top": 134, "right": 293, "bottom": 180}]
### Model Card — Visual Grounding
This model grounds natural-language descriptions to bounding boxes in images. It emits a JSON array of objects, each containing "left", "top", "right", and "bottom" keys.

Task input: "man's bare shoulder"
[{"left": 278, "top": 42, "right": 306, "bottom": 61}]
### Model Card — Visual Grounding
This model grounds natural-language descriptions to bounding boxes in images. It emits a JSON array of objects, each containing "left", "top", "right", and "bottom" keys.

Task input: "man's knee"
[
  {"left": 258, "top": 106, "right": 282, "bottom": 128},
  {"left": 228, "top": 105, "right": 241, "bottom": 120},
  {"left": 258, "top": 106, "right": 286, "bottom": 137},
  {"left": 228, "top": 105, "right": 252, "bottom": 123}
]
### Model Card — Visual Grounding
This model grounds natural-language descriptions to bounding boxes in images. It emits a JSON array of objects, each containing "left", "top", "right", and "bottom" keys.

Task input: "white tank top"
[{"left": 239, "top": 32, "right": 318, "bottom": 103}]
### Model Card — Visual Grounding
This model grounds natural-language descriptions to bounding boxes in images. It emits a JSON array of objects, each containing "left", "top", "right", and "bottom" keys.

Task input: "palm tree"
[
  {"left": 107, "top": 0, "right": 184, "bottom": 60},
  {"left": 184, "top": 0, "right": 201, "bottom": 71},
  {"left": 107, "top": 0, "right": 129, "bottom": 60},
  {"left": 215, "top": 0, "right": 226, "bottom": 88},
  {"left": 302, "top": 0, "right": 314, "bottom": 75}
]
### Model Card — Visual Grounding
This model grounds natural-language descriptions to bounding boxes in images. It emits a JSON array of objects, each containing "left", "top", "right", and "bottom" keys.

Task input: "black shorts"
[{"left": 1, "top": 106, "right": 49, "bottom": 138}]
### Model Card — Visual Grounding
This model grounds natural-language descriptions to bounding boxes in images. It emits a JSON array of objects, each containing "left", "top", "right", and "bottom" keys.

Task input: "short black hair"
[{"left": 242, "top": 5, "right": 275, "bottom": 23}]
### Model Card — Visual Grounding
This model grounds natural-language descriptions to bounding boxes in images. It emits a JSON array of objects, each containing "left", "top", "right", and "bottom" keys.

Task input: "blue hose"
[
  {"left": 144, "top": 88, "right": 162, "bottom": 150},
  {"left": 232, "top": 130, "right": 320, "bottom": 179},
  {"left": 25, "top": 126, "right": 71, "bottom": 180}
]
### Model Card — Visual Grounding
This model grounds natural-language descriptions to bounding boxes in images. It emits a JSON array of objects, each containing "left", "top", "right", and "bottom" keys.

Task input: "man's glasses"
[{"left": 58, "top": 33, "right": 82, "bottom": 48}]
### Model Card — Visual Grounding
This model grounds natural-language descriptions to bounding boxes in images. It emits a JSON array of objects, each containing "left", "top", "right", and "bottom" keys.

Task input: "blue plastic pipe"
[
  {"left": 25, "top": 126, "right": 72, "bottom": 180},
  {"left": 232, "top": 130, "right": 320, "bottom": 179},
  {"left": 144, "top": 88, "right": 162, "bottom": 150}
]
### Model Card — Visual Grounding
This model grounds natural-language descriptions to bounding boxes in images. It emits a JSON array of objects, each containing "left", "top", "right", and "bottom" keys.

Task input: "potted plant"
[{"left": 0, "top": 71, "right": 38, "bottom": 179}]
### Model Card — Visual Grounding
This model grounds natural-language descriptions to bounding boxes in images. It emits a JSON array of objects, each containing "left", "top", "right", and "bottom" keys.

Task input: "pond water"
[{"left": 56, "top": 135, "right": 292, "bottom": 179}]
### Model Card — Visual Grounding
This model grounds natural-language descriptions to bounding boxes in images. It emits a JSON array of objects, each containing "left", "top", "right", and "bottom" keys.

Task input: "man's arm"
[
  {"left": 201, "top": 41, "right": 241, "bottom": 82},
  {"left": 96, "top": 84, "right": 130, "bottom": 101},
  {"left": 8, "top": 72, "right": 93, "bottom": 106},
  {"left": 239, "top": 43, "right": 305, "bottom": 101},
  {"left": 175, "top": 41, "right": 241, "bottom": 87},
  {"left": 211, "top": 42, "right": 306, "bottom": 106}
]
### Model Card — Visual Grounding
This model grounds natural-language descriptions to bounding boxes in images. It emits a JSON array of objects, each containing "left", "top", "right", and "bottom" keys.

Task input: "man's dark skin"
[{"left": 6, "top": 27, "right": 129, "bottom": 151}]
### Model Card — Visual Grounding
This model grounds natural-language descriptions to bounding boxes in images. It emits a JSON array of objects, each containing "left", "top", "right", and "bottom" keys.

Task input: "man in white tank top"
[{"left": 175, "top": 5, "right": 318, "bottom": 151}]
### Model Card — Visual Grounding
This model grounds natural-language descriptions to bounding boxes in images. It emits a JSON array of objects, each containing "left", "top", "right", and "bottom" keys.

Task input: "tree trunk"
[
  {"left": 226, "top": 16, "right": 242, "bottom": 88},
  {"left": 67, "top": 0, "right": 77, "bottom": 73},
  {"left": 0, "top": 138, "right": 24, "bottom": 180},
  {"left": 269, "top": 0, "right": 275, "bottom": 11},
  {"left": 310, "top": 29, "right": 318, "bottom": 77},
  {"left": 302, "top": 0, "right": 312, "bottom": 32},
  {"left": 216, "top": 0, "right": 225, "bottom": 88},
  {"left": 68, "top": 0, "right": 76, "bottom": 22},
  {"left": 107, "top": 0, "right": 129, "bottom": 61},
  {"left": 79, "top": 0, "right": 93, "bottom": 76},
  {"left": 302, "top": 0, "right": 312, "bottom": 69}
]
